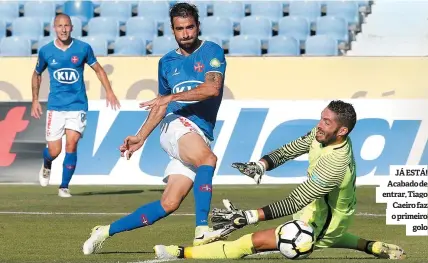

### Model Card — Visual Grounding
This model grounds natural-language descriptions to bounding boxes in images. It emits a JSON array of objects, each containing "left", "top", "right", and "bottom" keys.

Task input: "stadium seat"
[
  {"left": 200, "top": 36, "right": 222, "bottom": 47},
  {"left": 200, "top": 17, "right": 233, "bottom": 42},
  {"left": 266, "top": 35, "right": 300, "bottom": 56},
  {"left": 63, "top": 1, "right": 94, "bottom": 25},
  {"left": 79, "top": 36, "right": 108, "bottom": 56},
  {"left": 151, "top": 36, "right": 177, "bottom": 56},
  {"left": 88, "top": 17, "right": 120, "bottom": 42},
  {"left": 249, "top": 1, "right": 283, "bottom": 24},
  {"left": 316, "top": 16, "right": 348, "bottom": 44},
  {"left": 70, "top": 16, "right": 83, "bottom": 38},
  {"left": 114, "top": 36, "right": 146, "bottom": 55},
  {"left": 228, "top": 35, "right": 261, "bottom": 56},
  {"left": 126, "top": 17, "right": 157, "bottom": 42},
  {"left": 12, "top": 17, "right": 44, "bottom": 42},
  {"left": 0, "top": 36, "right": 32, "bottom": 56},
  {"left": 0, "top": 2, "right": 19, "bottom": 26},
  {"left": 189, "top": 1, "right": 208, "bottom": 17},
  {"left": 100, "top": 1, "right": 132, "bottom": 24},
  {"left": 278, "top": 16, "right": 310, "bottom": 45},
  {"left": 213, "top": 1, "right": 245, "bottom": 25},
  {"left": 38, "top": 36, "right": 54, "bottom": 51},
  {"left": 240, "top": 16, "right": 272, "bottom": 41},
  {"left": 0, "top": 19, "right": 6, "bottom": 39},
  {"left": 137, "top": 1, "right": 170, "bottom": 21},
  {"left": 289, "top": 1, "right": 321, "bottom": 27},
  {"left": 326, "top": 1, "right": 359, "bottom": 28},
  {"left": 305, "top": 35, "right": 338, "bottom": 56},
  {"left": 24, "top": 1, "right": 56, "bottom": 26},
  {"left": 160, "top": 18, "right": 173, "bottom": 36}
]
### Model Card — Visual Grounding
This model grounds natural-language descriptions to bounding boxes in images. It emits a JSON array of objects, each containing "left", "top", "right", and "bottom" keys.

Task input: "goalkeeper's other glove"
[
  {"left": 231, "top": 161, "right": 266, "bottom": 184},
  {"left": 211, "top": 199, "right": 259, "bottom": 238}
]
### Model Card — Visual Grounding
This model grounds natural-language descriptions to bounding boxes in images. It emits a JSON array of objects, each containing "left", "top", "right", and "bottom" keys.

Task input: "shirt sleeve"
[
  {"left": 158, "top": 58, "right": 170, "bottom": 96},
  {"left": 262, "top": 127, "right": 317, "bottom": 170},
  {"left": 85, "top": 44, "right": 97, "bottom": 66},
  {"left": 35, "top": 49, "right": 47, "bottom": 74},
  {"left": 261, "top": 150, "right": 349, "bottom": 220},
  {"left": 202, "top": 43, "right": 226, "bottom": 76}
]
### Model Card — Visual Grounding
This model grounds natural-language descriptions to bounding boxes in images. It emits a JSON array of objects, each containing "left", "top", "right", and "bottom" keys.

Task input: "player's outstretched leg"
[
  {"left": 331, "top": 232, "right": 406, "bottom": 260},
  {"left": 58, "top": 130, "right": 80, "bottom": 197},
  {"left": 82, "top": 175, "right": 192, "bottom": 255},
  {"left": 154, "top": 227, "right": 277, "bottom": 259},
  {"left": 40, "top": 140, "right": 61, "bottom": 187},
  {"left": 176, "top": 132, "right": 219, "bottom": 246}
]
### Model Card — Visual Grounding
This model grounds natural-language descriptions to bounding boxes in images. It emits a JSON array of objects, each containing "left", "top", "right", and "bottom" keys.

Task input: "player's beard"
[{"left": 178, "top": 37, "right": 200, "bottom": 52}]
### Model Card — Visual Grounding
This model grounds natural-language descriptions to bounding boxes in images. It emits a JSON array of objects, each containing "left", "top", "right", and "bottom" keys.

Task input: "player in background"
[
  {"left": 31, "top": 14, "right": 120, "bottom": 198},
  {"left": 82, "top": 3, "right": 226, "bottom": 254},
  {"left": 154, "top": 100, "right": 406, "bottom": 260}
]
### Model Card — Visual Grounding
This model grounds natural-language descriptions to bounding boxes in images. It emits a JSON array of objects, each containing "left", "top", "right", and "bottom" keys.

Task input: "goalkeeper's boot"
[
  {"left": 371, "top": 242, "right": 406, "bottom": 260},
  {"left": 153, "top": 245, "right": 184, "bottom": 259},
  {"left": 82, "top": 225, "right": 110, "bottom": 255},
  {"left": 39, "top": 165, "right": 51, "bottom": 187},
  {"left": 193, "top": 226, "right": 225, "bottom": 246}
]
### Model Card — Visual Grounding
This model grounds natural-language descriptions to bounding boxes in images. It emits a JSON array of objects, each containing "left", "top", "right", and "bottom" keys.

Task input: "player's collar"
[
  {"left": 54, "top": 38, "right": 74, "bottom": 51},
  {"left": 175, "top": 40, "right": 205, "bottom": 56}
]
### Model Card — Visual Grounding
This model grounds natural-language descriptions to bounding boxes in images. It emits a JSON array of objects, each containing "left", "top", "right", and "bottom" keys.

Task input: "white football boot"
[
  {"left": 82, "top": 225, "right": 110, "bottom": 255},
  {"left": 153, "top": 245, "right": 183, "bottom": 259},
  {"left": 58, "top": 188, "right": 72, "bottom": 198},
  {"left": 39, "top": 165, "right": 51, "bottom": 187},
  {"left": 193, "top": 225, "right": 225, "bottom": 246}
]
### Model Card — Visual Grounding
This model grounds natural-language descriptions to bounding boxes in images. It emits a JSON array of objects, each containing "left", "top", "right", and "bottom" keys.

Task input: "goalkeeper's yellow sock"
[{"left": 184, "top": 234, "right": 255, "bottom": 259}]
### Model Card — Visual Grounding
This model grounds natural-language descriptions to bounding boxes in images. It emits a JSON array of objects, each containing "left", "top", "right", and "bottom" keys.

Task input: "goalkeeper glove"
[
  {"left": 211, "top": 199, "right": 259, "bottom": 237},
  {"left": 231, "top": 161, "right": 266, "bottom": 184}
]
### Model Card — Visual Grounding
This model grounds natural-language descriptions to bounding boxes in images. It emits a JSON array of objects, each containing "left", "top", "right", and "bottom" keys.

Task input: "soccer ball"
[{"left": 276, "top": 220, "right": 315, "bottom": 260}]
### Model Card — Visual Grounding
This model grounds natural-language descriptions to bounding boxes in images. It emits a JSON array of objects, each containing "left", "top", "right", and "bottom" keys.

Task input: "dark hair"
[
  {"left": 327, "top": 100, "right": 357, "bottom": 135},
  {"left": 169, "top": 2, "right": 199, "bottom": 27}
]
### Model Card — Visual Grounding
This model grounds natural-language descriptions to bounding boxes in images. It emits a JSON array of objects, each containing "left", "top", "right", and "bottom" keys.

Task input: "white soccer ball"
[{"left": 276, "top": 220, "right": 315, "bottom": 260}]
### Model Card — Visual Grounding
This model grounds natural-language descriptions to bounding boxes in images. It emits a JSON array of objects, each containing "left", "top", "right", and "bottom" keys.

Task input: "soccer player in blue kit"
[
  {"left": 31, "top": 14, "right": 120, "bottom": 197},
  {"left": 83, "top": 3, "right": 226, "bottom": 254}
]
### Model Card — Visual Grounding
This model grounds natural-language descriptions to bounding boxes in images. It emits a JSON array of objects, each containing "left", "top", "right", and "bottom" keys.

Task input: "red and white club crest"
[{"left": 71, "top": 56, "right": 79, "bottom": 64}]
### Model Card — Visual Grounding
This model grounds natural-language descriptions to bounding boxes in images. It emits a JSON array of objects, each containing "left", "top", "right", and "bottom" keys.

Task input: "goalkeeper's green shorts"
[{"left": 292, "top": 204, "right": 355, "bottom": 248}]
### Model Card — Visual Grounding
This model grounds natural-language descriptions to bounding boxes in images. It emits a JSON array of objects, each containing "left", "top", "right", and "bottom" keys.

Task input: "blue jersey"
[
  {"left": 158, "top": 41, "right": 226, "bottom": 141},
  {"left": 35, "top": 38, "right": 97, "bottom": 112}
]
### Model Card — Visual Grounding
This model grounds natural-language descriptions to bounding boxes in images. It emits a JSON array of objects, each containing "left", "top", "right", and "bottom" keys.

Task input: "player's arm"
[
  {"left": 170, "top": 71, "right": 223, "bottom": 102},
  {"left": 257, "top": 152, "right": 348, "bottom": 221},
  {"left": 261, "top": 128, "right": 316, "bottom": 171},
  {"left": 213, "top": 152, "right": 348, "bottom": 230},
  {"left": 31, "top": 50, "right": 47, "bottom": 119},
  {"left": 87, "top": 45, "right": 120, "bottom": 109},
  {"left": 232, "top": 128, "right": 316, "bottom": 183},
  {"left": 136, "top": 59, "right": 171, "bottom": 142}
]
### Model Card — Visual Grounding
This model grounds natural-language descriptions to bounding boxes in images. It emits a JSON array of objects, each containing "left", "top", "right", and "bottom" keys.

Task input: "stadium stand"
[{"left": 0, "top": 0, "right": 427, "bottom": 57}]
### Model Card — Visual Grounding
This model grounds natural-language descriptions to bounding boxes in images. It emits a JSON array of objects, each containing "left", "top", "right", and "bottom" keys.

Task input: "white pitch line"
[{"left": 0, "top": 211, "right": 386, "bottom": 217}]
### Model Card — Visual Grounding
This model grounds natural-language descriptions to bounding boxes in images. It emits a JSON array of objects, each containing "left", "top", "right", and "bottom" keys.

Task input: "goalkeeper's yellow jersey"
[{"left": 261, "top": 127, "right": 357, "bottom": 246}]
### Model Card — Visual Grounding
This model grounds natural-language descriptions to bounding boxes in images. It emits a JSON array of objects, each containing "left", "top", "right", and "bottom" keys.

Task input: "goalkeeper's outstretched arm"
[
  {"left": 261, "top": 127, "right": 316, "bottom": 171},
  {"left": 258, "top": 151, "right": 348, "bottom": 221}
]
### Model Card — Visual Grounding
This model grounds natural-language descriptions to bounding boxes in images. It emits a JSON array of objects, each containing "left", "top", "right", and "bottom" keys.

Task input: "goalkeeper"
[{"left": 153, "top": 100, "right": 406, "bottom": 260}]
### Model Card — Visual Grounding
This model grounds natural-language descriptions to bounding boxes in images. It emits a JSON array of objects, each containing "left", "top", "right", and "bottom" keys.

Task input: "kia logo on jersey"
[{"left": 53, "top": 68, "right": 80, "bottom": 84}]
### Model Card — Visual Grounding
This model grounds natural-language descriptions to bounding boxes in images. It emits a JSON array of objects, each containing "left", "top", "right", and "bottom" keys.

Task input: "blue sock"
[
  {"left": 109, "top": 200, "right": 168, "bottom": 236},
  {"left": 43, "top": 148, "right": 54, "bottom": 169},
  {"left": 193, "top": 165, "right": 215, "bottom": 226},
  {"left": 60, "top": 152, "right": 77, "bottom": 189}
]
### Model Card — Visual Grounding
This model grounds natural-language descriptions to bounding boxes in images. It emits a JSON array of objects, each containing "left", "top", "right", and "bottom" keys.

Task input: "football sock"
[
  {"left": 109, "top": 200, "right": 168, "bottom": 236},
  {"left": 193, "top": 165, "right": 214, "bottom": 226},
  {"left": 184, "top": 233, "right": 255, "bottom": 259},
  {"left": 43, "top": 148, "right": 54, "bottom": 169},
  {"left": 59, "top": 152, "right": 76, "bottom": 189}
]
